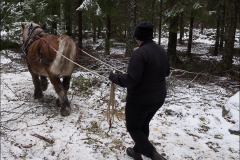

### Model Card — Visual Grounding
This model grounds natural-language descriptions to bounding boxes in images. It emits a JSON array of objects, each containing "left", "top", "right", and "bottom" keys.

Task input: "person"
[{"left": 109, "top": 21, "right": 170, "bottom": 160}]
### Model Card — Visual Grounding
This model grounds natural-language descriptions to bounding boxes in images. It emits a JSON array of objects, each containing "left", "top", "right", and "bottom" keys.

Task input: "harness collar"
[{"left": 27, "top": 25, "right": 42, "bottom": 39}]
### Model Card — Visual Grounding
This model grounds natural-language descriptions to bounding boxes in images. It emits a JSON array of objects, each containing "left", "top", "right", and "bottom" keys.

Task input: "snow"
[
  {"left": 1, "top": 30, "right": 7, "bottom": 36},
  {"left": 1, "top": 69, "right": 239, "bottom": 160},
  {"left": 1, "top": 55, "right": 12, "bottom": 65},
  {"left": 1, "top": 29, "right": 240, "bottom": 160},
  {"left": 225, "top": 92, "right": 239, "bottom": 111},
  {"left": 224, "top": 91, "right": 240, "bottom": 133}
]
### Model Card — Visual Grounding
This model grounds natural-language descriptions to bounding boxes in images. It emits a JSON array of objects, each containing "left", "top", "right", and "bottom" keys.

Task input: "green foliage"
[
  {"left": 96, "top": 0, "right": 117, "bottom": 15},
  {"left": 164, "top": 4, "right": 184, "bottom": 18},
  {"left": 87, "top": 121, "right": 99, "bottom": 133},
  {"left": 72, "top": 75, "right": 91, "bottom": 92},
  {"left": 0, "top": 40, "right": 21, "bottom": 50}
]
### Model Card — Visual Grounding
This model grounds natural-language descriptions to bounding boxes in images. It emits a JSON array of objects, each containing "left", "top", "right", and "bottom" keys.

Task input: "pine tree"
[
  {"left": 221, "top": 0, "right": 239, "bottom": 70},
  {"left": 186, "top": 2, "right": 202, "bottom": 58},
  {"left": 125, "top": 0, "right": 136, "bottom": 57},
  {"left": 164, "top": 0, "right": 183, "bottom": 64}
]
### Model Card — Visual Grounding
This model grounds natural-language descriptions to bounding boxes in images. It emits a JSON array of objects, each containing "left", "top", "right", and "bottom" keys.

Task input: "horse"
[{"left": 21, "top": 23, "right": 78, "bottom": 116}]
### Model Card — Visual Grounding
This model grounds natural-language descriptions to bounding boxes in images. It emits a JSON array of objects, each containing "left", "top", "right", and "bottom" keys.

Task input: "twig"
[
  {"left": 224, "top": 117, "right": 236, "bottom": 124},
  {"left": 31, "top": 133, "right": 55, "bottom": 144},
  {"left": 11, "top": 140, "right": 33, "bottom": 148},
  {"left": 81, "top": 132, "right": 103, "bottom": 144},
  {"left": 1, "top": 80, "right": 20, "bottom": 100}
]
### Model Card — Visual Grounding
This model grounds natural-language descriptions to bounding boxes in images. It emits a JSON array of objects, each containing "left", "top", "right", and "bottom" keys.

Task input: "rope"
[
  {"left": 43, "top": 39, "right": 124, "bottom": 130},
  {"left": 106, "top": 82, "right": 116, "bottom": 133},
  {"left": 80, "top": 49, "right": 126, "bottom": 74},
  {"left": 48, "top": 45, "right": 109, "bottom": 80}
]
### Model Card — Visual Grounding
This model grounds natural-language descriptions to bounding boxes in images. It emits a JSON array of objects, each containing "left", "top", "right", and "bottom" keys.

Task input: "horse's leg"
[
  {"left": 62, "top": 76, "right": 71, "bottom": 92},
  {"left": 27, "top": 64, "right": 43, "bottom": 99},
  {"left": 40, "top": 76, "right": 48, "bottom": 91},
  {"left": 48, "top": 74, "right": 71, "bottom": 116},
  {"left": 56, "top": 76, "right": 71, "bottom": 107}
]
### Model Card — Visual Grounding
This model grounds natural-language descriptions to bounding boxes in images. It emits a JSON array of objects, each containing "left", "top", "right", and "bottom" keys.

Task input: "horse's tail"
[{"left": 50, "top": 35, "right": 77, "bottom": 76}]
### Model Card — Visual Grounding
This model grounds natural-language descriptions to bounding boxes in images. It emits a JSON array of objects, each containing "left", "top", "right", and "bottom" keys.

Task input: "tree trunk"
[
  {"left": 105, "top": 14, "right": 111, "bottom": 55},
  {"left": 77, "top": 0, "right": 83, "bottom": 49},
  {"left": 66, "top": 21, "right": 72, "bottom": 36},
  {"left": 65, "top": 1, "right": 72, "bottom": 36},
  {"left": 219, "top": 0, "right": 226, "bottom": 51},
  {"left": 93, "top": 20, "right": 97, "bottom": 44},
  {"left": 158, "top": 0, "right": 162, "bottom": 45},
  {"left": 213, "top": 11, "right": 221, "bottom": 56},
  {"left": 200, "top": 21, "right": 204, "bottom": 34},
  {"left": 187, "top": 16, "right": 194, "bottom": 57},
  {"left": 60, "top": 3, "right": 65, "bottom": 35},
  {"left": 179, "top": 12, "right": 184, "bottom": 44},
  {"left": 51, "top": 22, "right": 57, "bottom": 35},
  {"left": 167, "top": 15, "right": 181, "bottom": 64},
  {"left": 151, "top": 0, "right": 155, "bottom": 30},
  {"left": 97, "top": 18, "right": 101, "bottom": 39},
  {"left": 221, "top": 0, "right": 238, "bottom": 70},
  {"left": 125, "top": 0, "right": 136, "bottom": 57},
  {"left": 106, "top": 14, "right": 111, "bottom": 40}
]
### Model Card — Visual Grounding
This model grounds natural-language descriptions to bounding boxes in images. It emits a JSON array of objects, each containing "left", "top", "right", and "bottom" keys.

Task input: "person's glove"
[{"left": 109, "top": 71, "right": 114, "bottom": 81}]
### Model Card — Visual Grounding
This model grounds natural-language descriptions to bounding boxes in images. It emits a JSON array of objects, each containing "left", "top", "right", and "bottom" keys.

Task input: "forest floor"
[{"left": 1, "top": 31, "right": 240, "bottom": 160}]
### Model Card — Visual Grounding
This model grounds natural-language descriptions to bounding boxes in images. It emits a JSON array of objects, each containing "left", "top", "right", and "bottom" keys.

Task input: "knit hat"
[{"left": 133, "top": 21, "right": 154, "bottom": 41}]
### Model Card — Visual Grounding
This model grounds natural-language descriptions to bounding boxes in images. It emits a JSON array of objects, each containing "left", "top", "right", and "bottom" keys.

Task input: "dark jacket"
[{"left": 109, "top": 40, "right": 170, "bottom": 105}]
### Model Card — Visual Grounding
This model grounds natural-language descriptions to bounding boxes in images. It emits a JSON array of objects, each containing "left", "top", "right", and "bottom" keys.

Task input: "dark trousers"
[{"left": 125, "top": 100, "right": 165, "bottom": 158}]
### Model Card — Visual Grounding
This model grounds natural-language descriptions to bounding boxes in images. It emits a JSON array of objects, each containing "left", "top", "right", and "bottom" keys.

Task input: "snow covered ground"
[
  {"left": 1, "top": 28, "right": 240, "bottom": 160},
  {"left": 1, "top": 70, "right": 239, "bottom": 160}
]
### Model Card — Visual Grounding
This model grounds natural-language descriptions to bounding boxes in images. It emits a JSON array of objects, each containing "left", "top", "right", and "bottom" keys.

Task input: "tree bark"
[
  {"left": 105, "top": 14, "right": 111, "bottom": 55},
  {"left": 187, "top": 16, "right": 194, "bottom": 57},
  {"left": 66, "top": 1, "right": 72, "bottom": 36},
  {"left": 60, "top": 3, "right": 65, "bottom": 35},
  {"left": 77, "top": 0, "right": 83, "bottom": 49},
  {"left": 219, "top": 0, "right": 226, "bottom": 51},
  {"left": 125, "top": 0, "right": 136, "bottom": 57},
  {"left": 213, "top": 11, "right": 221, "bottom": 56},
  {"left": 158, "top": 0, "right": 163, "bottom": 45},
  {"left": 200, "top": 21, "right": 204, "bottom": 34},
  {"left": 97, "top": 18, "right": 101, "bottom": 39},
  {"left": 167, "top": 15, "right": 181, "bottom": 64},
  {"left": 179, "top": 12, "right": 184, "bottom": 44},
  {"left": 93, "top": 20, "right": 97, "bottom": 44},
  {"left": 51, "top": 22, "right": 57, "bottom": 35},
  {"left": 221, "top": 0, "right": 238, "bottom": 70}
]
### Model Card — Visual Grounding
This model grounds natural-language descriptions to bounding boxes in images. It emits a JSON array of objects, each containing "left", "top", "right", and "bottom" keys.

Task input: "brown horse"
[{"left": 21, "top": 23, "right": 78, "bottom": 116}]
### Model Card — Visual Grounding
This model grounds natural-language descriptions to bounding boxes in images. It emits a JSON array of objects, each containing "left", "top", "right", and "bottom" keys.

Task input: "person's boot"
[
  {"left": 126, "top": 147, "right": 143, "bottom": 160},
  {"left": 151, "top": 150, "right": 166, "bottom": 160}
]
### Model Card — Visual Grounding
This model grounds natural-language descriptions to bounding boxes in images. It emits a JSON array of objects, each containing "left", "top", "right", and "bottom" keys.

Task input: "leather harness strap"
[{"left": 23, "top": 26, "right": 54, "bottom": 64}]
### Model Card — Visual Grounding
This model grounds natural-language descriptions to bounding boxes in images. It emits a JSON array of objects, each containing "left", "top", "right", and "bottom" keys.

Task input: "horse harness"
[{"left": 22, "top": 25, "right": 54, "bottom": 64}]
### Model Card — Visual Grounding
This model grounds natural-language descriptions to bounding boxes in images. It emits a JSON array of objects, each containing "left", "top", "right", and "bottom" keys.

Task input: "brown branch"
[
  {"left": 31, "top": 133, "right": 55, "bottom": 144},
  {"left": 224, "top": 117, "right": 236, "bottom": 124},
  {"left": 11, "top": 141, "right": 33, "bottom": 148},
  {"left": 1, "top": 80, "right": 20, "bottom": 100},
  {"left": 81, "top": 133, "right": 103, "bottom": 144}
]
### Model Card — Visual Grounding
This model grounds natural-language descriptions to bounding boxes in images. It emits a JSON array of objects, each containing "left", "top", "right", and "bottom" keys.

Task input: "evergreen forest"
[{"left": 1, "top": 0, "right": 240, "bottom": 76}]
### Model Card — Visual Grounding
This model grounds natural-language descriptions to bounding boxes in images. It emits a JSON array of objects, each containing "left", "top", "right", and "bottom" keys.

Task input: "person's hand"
[{"left": 109, "top": 71, "right": 114, "bottom": 81}]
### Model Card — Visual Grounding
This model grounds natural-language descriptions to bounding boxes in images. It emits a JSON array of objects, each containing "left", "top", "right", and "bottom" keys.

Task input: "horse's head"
[{"left": 21, "top": 23, "right": 44, "bottom": 44}]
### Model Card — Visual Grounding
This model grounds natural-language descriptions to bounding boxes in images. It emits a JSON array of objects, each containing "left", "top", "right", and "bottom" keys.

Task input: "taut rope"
[
  {"left": 80, "top": 49, "right": 126, "bottom": 74},
  {"left": 43, "top": 39, "right": 126, "bottom": 130}
]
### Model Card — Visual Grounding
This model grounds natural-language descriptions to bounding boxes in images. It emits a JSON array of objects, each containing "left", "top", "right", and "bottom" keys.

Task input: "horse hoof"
[
  {"left": 60, "top": 107, "right": 71, "bottom": 116},
  {"left": 34, "top": 93, "right": 43, "bottom": 99}
]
